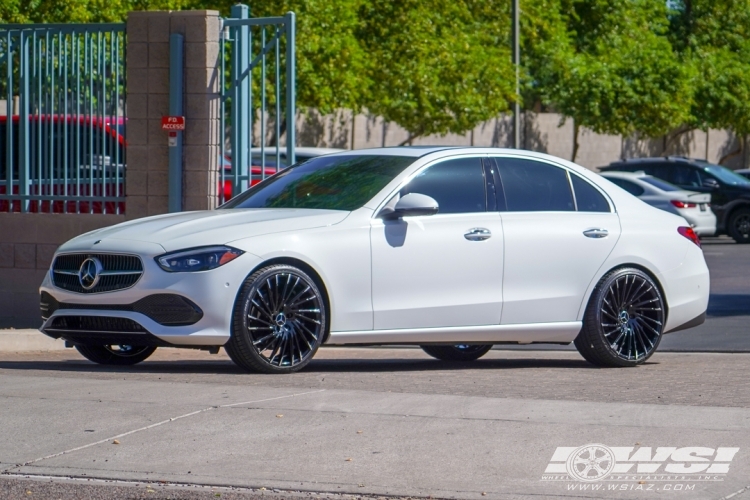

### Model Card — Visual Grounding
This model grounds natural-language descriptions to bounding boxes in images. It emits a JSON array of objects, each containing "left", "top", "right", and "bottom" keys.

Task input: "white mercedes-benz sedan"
[{"left": 39, "top": 147, "right": 710, "bottom": 373}]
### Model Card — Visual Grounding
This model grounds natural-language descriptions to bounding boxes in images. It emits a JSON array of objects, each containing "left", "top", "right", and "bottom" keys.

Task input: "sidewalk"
[{"left": 0, "top": 329, "right": 66, "bottom": 352}]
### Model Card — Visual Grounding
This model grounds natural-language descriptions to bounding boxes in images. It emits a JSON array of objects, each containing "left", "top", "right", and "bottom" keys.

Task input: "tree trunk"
[
  {"left": 398, "top": 132, "right": 419, "bottom": 147},
  {"left": 719, "top": 136, "right": 744, "bottom": 165},
  {"left": 270, "top": 117, "right": 287, "bottom": 147},
  {"left": 571, "top": 120, "right": 580, "bottom": 162},
  {"left": 663, "top": 125, "right": 695, "bottom": 155}
]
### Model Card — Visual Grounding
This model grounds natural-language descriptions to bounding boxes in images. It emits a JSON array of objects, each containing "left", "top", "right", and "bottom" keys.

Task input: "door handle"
[
  {"left": 465, "top": 228, "right": 491, "bottom": 241},
  {"left": 583, "top": 228, "right": 608, "bottom": 239}
]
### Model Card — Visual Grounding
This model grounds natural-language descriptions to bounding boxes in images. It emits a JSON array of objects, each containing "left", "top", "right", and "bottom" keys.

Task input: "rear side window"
[
  {"left": 671, "top": 165, "right": 701, "bottom": 188},
  {"left": 494, "top": 158, "right": 574, "bottom": 212},
  {"left": 571, "top": 174, "right": 610, "bottom": 212},
  {"left": 402, "top": 157, "right": 486, "bottom": 214},
  {"left": 606, "top": 177, "right": 645, "bottom": 196}
]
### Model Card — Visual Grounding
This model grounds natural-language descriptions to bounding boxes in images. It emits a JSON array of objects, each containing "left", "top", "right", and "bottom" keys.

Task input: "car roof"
[
  {"left": 603, "top": 156, "right": 709, "bottom": 169},
  {"left": 600, "top": 171, "right": 650, "bottom": 179},
  {"left": 327, "top": 146, "right": 463, "bottom": 157}
]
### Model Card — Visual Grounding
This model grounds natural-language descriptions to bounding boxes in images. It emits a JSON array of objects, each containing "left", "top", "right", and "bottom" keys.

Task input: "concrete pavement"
[{"left": 1, "top": 348, "right": 749, "bottom": 499}]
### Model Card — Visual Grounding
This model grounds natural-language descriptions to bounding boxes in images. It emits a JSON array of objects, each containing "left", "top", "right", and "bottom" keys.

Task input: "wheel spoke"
[
  {"left": 243, "top": 270, "right": 323, "bottom": 369},
  {"left": 599, "top": 272, "right": 663, "bottom": 362}
]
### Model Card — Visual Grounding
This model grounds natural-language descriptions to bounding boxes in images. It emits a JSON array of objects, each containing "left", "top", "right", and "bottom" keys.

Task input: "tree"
[
  {"left": 669, "top": 0, "right": 750, "bottom": 163},
  {"left": 356, "top": 0, "right": 516, "bottom": 145},
  {"left": 535, "top": 0, "right": 692, "bottom": 161}
]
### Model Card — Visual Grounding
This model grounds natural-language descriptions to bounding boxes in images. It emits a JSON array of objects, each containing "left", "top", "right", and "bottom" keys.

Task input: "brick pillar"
[
  {"left": 170, "top": 11, "right": 222, "bottom": 211},
  {"left": 125, "top": 10, "right": 221, "bottom": 218}
]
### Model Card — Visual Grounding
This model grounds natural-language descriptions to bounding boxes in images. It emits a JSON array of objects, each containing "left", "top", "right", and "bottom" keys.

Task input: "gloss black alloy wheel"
[
  {"left": 420, "top": 344, "right": 493, "bottom": 362},
  {"left": 75, "top": 344, "right": 156, "bottom": 365},
  {"left": 728, "top": 208, "right": 750, "bottom": 243},
  {"left": 574, "top": 268, "right": 665, "bottom": 367},
  {"left": 226, "top": 264, "right": 327, "bottom": 374}
]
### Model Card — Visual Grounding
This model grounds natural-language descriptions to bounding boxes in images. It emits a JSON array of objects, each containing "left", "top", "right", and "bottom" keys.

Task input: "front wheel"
[
  {"left": 574, "top": 268, "right": 665, "bottom": 367},
  {"left": 75, "top": 344, "right": 156, "bottom": 365},
  {"left": 727, "top": 208, "right": 750, "bottom": 243},
  {"left": 225, "top": 264, "right": 327, "bottom": 374},
  {"left": 420, "top": 344, "right": 492, "bottom": 362}
]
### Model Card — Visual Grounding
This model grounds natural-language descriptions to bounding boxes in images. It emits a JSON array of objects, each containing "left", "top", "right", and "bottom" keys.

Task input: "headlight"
[{"left": 156, "top": 246, "right": 243, "bottom": 273}]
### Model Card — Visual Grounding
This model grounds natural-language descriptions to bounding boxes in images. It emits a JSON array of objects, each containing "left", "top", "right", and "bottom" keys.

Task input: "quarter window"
[
  {"left": 571, "top": 174, "right": 610, "bottom": 212},
  {"left": 401, "top": 157, "right": 486, "bottom": 214},
  {"left": 494, "top": 158, "right": 574, "bottom": 212}
]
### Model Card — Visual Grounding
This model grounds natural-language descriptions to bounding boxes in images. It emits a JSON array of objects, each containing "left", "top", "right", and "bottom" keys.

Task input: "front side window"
[
  {"left": 571, "top": 174, "right": 610, "bottom": 212},
  {"left": 495, "top": 158, "right": 574, "bottom": 212},
  {"left": 401, "top": 157, "right": 486, "bottom": 214},
  {"left": 221, "top": 155, "right": 414, "bottom": 211}
]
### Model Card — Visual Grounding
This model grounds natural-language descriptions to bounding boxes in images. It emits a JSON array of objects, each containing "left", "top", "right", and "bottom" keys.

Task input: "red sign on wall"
[{"left": 161, "top": 116, "right": 185, "bottom": 130}]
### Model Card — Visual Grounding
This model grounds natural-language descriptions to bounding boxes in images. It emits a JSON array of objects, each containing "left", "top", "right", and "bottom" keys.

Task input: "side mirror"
[
  {"left": 702, "top": 178, "right": 720, "bottom": 190},
  {"left": 379, "top": 193, "right": 439, "bottom": 220}
]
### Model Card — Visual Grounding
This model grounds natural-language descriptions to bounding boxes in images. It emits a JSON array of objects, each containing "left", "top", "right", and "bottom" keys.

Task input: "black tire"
[
  {"left": 727, "top": 208, "right": 750, "bottom": 243},
  {"left": 574, "top": 267, "right": 665, "bottom": 367},
  {"left": 74, "top": 344, "right": 156, "bottom": 366},
  {"left": 420, "top": 344, "right": 493, "bottom": 362},
  {"left": 225, "top": 264, "right": 327, "bottom": 374}
]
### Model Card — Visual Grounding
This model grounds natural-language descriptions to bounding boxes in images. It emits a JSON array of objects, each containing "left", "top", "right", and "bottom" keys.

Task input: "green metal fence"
[
  {"left": 220, "top": 5, "right": 295, "bottom": 202},
  {"left": 0, "top": 23, "right": 126, "bottom": 214}
]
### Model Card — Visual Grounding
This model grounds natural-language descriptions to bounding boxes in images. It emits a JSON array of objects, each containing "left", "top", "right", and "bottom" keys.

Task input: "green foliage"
[
  {"left": 670, "top": 0, "right": 750, "bottom": 136},
  {"left": 7, "top": 0, "right": 750, "bottom": 152},
  {"left": 535, "top": 0, "right": 691, "bottom": 159},
  {"left": 0, "top": 0, "right": 190, "bottom": 23},
  {"left": 211, "top": 0, "right": 370, "bottom": 114},
  {"left": 356, "top": 0, "right": 516, "bottom": 142}
]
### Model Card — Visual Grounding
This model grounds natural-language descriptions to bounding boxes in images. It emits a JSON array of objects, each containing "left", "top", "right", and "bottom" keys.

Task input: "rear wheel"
[
  {"left": 574, "top": 268, "right": 665, "bottom": 367},
  {"left": 420, "top": 344, "right": 492, "bottom": 362},
  {"left": 74, "top": 344, "right": 156, "bottom": 365},
  {"left": 727, "top": 208, "right": 750, "bottom": 243},
  {"left": 226, "top": 264, "right": 327, "bottom": 374}
]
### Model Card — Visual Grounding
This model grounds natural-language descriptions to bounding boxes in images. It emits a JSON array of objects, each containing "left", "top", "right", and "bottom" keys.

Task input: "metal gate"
[
  {"left": 220, "top": 5, "right": 295, "bottom": 202},
  {"left": 0, "top": 23, "right": 126, "bottom": 214}
]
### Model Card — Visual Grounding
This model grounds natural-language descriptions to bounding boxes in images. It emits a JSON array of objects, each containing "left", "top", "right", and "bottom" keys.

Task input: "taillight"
[
  {"left": 671, "top": 200, "right": 697, "bottom": 208},
  {"left": 678, "top": 226, "right": 701, "bottom": 247}
]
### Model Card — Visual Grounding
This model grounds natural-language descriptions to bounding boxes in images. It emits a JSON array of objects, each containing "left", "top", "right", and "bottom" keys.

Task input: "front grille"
[
  {"left": 48, "top": 315, "right": 147, "bottom": 333},
  {"left": 40, "top": 292, "right": 203, "bottom": 326},
  {"left": 52, "top": 253, "right": 143, "bottom": 294}
]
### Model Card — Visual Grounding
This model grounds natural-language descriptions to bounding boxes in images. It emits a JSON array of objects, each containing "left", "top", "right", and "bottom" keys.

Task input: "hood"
[{"left": 61, "top": 209, "right": 350, "bottom": 253}]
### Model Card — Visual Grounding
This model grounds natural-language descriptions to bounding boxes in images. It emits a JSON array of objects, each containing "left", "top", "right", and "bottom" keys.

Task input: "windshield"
[
  {"left": 640, "top": 176, "right": 681, "bottom": 192},
  {"left": 703, "top": 164, "right": 750, "bottom": 186},
  {"left": 220, "top": 155, "right": 415, "bottom": 211}
]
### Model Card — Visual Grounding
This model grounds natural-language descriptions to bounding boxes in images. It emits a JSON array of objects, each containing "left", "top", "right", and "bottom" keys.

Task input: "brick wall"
[{"left": 0, "top": 214, "right": 125, "bottom": 328}]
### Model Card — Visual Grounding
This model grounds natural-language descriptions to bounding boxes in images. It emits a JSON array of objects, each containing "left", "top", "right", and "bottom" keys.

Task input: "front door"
[{"left": 370, "top": 156, "right": 504, "bottom": 330}]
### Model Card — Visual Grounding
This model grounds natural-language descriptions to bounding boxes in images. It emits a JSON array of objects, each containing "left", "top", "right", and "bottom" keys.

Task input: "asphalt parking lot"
[{"left": 0, "top": 238, "right": 748, "bottom": 500}]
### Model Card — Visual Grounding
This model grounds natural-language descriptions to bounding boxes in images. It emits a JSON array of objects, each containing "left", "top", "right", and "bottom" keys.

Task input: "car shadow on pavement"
[
  {"left": 707, "top": 294, "right": 750, "bottom": 317},
  {"left": 0, "top": 356, "right": 656, "bottom": 375}
]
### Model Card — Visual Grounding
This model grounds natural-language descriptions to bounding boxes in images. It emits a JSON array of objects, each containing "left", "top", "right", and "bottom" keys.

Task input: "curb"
[{"left": 0, "top": 330, "right": 67, "bottom": 352}]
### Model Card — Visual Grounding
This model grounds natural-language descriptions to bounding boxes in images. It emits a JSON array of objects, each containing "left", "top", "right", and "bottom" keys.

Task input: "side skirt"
[{"left": 326, "top": 322, "right": 582, "bottom": 345}]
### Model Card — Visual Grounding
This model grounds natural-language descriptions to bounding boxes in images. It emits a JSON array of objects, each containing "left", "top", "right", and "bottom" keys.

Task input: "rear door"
[{"left": 493, "top": 156, "right": 621, "bottom": 324}]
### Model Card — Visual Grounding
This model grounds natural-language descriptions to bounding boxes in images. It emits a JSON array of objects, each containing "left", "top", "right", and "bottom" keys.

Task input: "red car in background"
[
  {"left": 219, "top": 152, "right": 284, "bottom": 203},
  {"left": 0, "top": 115, "right": 126, "bottom": 214}
]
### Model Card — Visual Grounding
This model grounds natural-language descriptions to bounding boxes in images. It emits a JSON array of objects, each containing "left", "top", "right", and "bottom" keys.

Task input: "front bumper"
[{"left": 39, "top": 249, "right": 261, "bottom": 346}]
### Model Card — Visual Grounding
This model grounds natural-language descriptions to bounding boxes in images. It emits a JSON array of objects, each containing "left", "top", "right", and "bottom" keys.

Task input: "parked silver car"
[{"left": 601, "top": 171, "right": 717, "bottom": 236}]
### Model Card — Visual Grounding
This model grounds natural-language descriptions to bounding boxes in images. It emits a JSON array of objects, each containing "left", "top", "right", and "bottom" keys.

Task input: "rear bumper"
[
  {"left": 664, "top": 310, "right": 706, "bottom": 334},
  {"left": 658, "top": 246, "right": 710, "bottom": 333}
]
